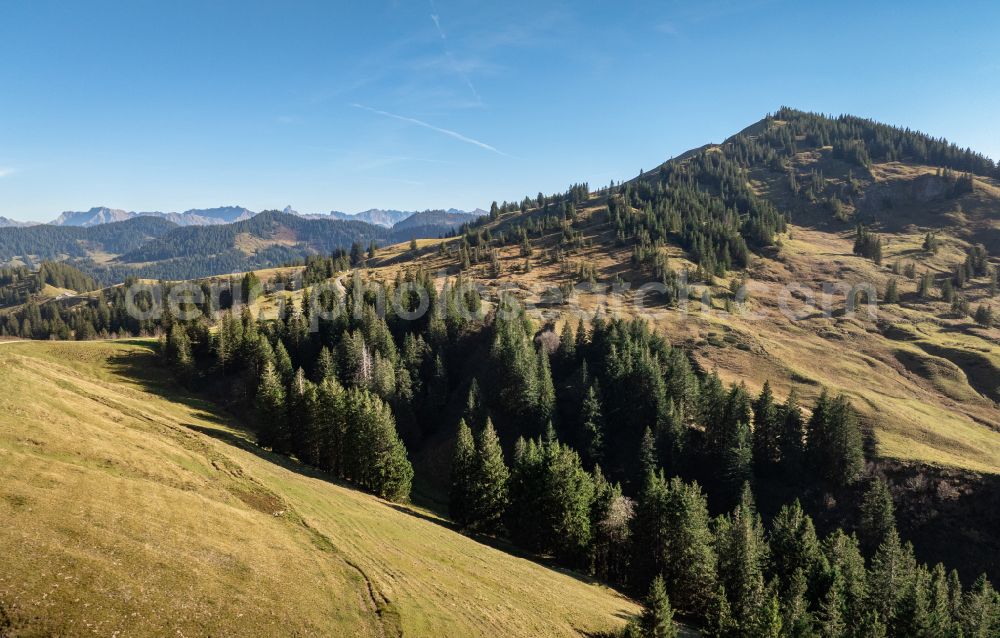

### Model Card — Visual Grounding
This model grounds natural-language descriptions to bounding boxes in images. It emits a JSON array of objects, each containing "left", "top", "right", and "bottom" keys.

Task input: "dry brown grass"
[
  {"left": 354, "top": 183, "right": 1000, "bottom": 476},
  {"left": 0, "top": 340, "right": 638, "bottom": 637}
]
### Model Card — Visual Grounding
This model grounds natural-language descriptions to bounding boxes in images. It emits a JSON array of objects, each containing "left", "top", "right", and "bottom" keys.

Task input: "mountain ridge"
[
  {"left": 0, "top": 206, "right": 490, "bottom": 280},
  {"left": 294, "top": 207, "right": 487, "bottom": 227},
  {"left": 36, "top": 205, "right": 488, "bottom": 228},
  {"left": 51, "top": 205, "right": 258, "bottom": 227},
  {"left": 0, "top": 216, "right": 36, "bottom": 228},
  {"left": 3, "top": 107, "right": 1000, "bottom": 594},
  {"left": 363, "top": 107, "right": 1000, "bottom": 481}
]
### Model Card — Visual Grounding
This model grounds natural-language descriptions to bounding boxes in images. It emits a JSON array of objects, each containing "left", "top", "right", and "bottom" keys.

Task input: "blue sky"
[{"left": 1, "top": 0, "right": 998, "bottom": 222}]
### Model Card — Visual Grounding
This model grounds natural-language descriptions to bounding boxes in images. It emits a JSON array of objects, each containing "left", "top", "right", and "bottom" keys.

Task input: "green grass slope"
[{"left": 0, "top": 340, "right": 638, "bottom": 637}]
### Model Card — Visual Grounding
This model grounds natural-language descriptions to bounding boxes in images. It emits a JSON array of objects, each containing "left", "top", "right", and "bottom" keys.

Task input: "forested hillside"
[
  {"left": 0, "top": 210, "right": 478, "bottom": 283},
  {"left": 119, "top": 211, "right": 385, "bottom": 263},
  {"left": 4, "top": 108, "right": 1000, "bottom": 636},
  {"left": 391, "top": 209, "right": 482, "bottom": 234},
  {"left": 151, "top": 265, "right": 999, "bottom": 637},
  {"left": 0, "top": 261, "right": 97, "bottom": 307},
  {"left": 0, "top": 216, "right": 176, "bottom": 262}
]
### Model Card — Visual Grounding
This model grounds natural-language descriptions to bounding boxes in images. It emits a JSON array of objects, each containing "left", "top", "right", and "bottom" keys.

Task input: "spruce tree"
[
  {"left": 450, "top": 419, "right": 476, "bottom": 528},
  {"left": 368, "top": 395, "right": 413, "bottom": 502},
  {"left": 255, "top": 360, "right": 287, "bottom": 451},
  {"left": 859, "top": 478, "right": 896, "bottom": 556},
  {"left": 246, "top": 332, "right": 274, "bottom": 384},
  {"left": 817, "top": 575, "right": 847, "bottom": 638},
  {"left": 464, "top": 378, "right": 486, "bottom": 427},
  {"left": 662, "top": 478, "right": 717, "bottom": 618},
  {"left": 884, "top": 278, "right": 899, "bottom": 304},
  {"left": 706, "top": 585, "right": 735, "bottom": 638},
  {"left": 640, "top": 576, "right": 678, "bottom": 638},
  {"left": 579, "top": 383, "right": 605, "bottom": 466},
  {"left": 856, "top": 612, "right": 887, "bottom": 638},
  {"left": 470, "top": 418, "right": 509, "bottom": 532},
  {"left": 708, "top": 384, "right": 754, "bottom": 500},
  {"left": 657, "top": 399, "right": 686, "bottom": 472},
  {"left": 823, "top": 529, "right": 868, "bottom": 630},
  {"left": 558, "top": 320, "right": 576, "bottom": 369},
  {"left": 923, "top": 233, "right": 940, "bottom": 254},
  {"left": 241, "top": 270, "right": 262, "bottom": 304},
  {"left": 895, "top": 563, "right": 932, "bottom": 637},
  {"left": 490, "top": 307, "right": 539, "bottom": 420},
  {"left": 699, "top": 371, "right": 726, "bottom": 440},
  {"left": 781, "top": 568, "right": 815, "bottom": 638},
  {"left": 589, "top": 467, "right": 632, "bottom": 586},
  {"left": 273, "top": 339, "right": 294, "bottom": 384},
  {"left": 506, "top": 436, "right": 544, "bottom": 550},
  {"left": 315, "top": 377, "right": 346, "bottom": 476},
  {"left": 940, "top": 277, "right": 955, "bottom": 303},
  {"left": 215, "top": 311, "right": 240, "bottom": 371},
  {"left": 723, "top": 421, "right": 753, "bottom": 499},
  {"left": 927, "top": 563, "right": 953, "bottom": 637},
  {"left": 165, "top": 323, "right": 194, "bottom": 383},
  {"left": 631, "top": 470, "right": 670, "bottom": 593},
  {"left": 639, "top": 427, "right": 658, "bottom": 477},
  {"left": 806, "top": 389, "right": 832, "bottom": 479},
  {"left": 769, "top": 500, "right": 827, "bottom": 596},
  {"left": 313, "top": 346, "right": 336, "bottom": 383},
  {"left": 756, "top": 593, "right": 783, "bottom": 638},
  {"left": 715, "top": 483, "right": 769, "bottom": 635},
  {"left": 289, "top": 368, "right": 320, "bottom": 465},
  {"left": 539, "top": 439, "right": 595, "bottom": 566},
  {"left": 918, "top": 271, "right": 934, "bottom": 299},
  {"left": 808, "top": 392, "right": 864, "bottom": 486},
  {"left": 575, "top": 316, "right": 589, "bottom": 356},
  {"left": 752, "top": 381, "right": 781, "bottom": 473},
  {"left": 536, "top": 348, "right": 556, "bottom": 429},
  {"left": 866, "top": 529, "right": 913, "bottom": 628},
  {"left": 975, "top": 304, "right": 994, "bottom": 327},
  {"left": 958, "top": 574, "right": 1000, "bottom": 637},
  {"left": 343, "top": 388, "right": 413, "bottom": 501},
  {"left": 828, "top": 394, "right": 865, "bottom": 486},
  {"left": 779, "top": 389, "right": 806, "bottom": 477},
  {"left": 664, "top": 347, "right": 699, "bottom": 419},
  {"left": 947, "top": 569, "right": 964, "bottom": 626}
]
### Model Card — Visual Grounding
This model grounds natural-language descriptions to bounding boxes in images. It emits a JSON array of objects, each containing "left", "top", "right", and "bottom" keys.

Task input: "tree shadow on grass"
[
  {"left": 188, "top": 413, "right": 643, "bottom": 602},
  {"left": 111, "top": 338, "right": 160, "bottom": 350},
  {"left": 181, "top": 421, "right": 356, "bottom": 491},
  {"left": 105, "top": 350, "right": 235, "bottom": 427},
  {"left": 381, "top": 500, "right": 636, "bottom": 594}
]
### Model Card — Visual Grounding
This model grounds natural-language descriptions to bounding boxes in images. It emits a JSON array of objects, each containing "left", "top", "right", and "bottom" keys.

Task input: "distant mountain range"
[
  {"left": 0, "top": 205, "right": 487, "bottom": 228},
  {"left": 291, "top": 207, "right": 487, "bottom": 228},
  {"left": 0, "top": 207, "right": 487, "bottom": 281},
  {"left": 332, "top": 209, "right": 416, "bottom": 227},
  {"left": 49, "top": 206, "right": 260, "bottom": 227},
  {"left": 0, "top": 216, "right": 36, "bottom": 228}
]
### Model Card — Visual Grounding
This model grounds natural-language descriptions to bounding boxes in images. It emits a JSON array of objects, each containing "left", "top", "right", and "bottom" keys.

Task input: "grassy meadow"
[{"left": 0, "top": 340, "right": 639, "bottom": 637}]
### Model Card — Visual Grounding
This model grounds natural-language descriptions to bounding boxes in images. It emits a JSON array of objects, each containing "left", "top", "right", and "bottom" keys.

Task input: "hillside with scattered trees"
[
  {"left": 5, "top": 108, "right": 1000, "bottom": 637},
  {"left": 152, "top": 264, "right": 999, "bottom": 636}
]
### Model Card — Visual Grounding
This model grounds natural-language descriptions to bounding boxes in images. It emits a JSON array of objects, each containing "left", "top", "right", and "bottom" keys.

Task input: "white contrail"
[
  {"left": 351, "top": 103, "right": 507, "bottom": 157},
  {"left": 428, "top": 5, "right": 482, "bottom": 104},
  {"left": 430, "top": 13, "right": 444, "bottom": 39}
]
